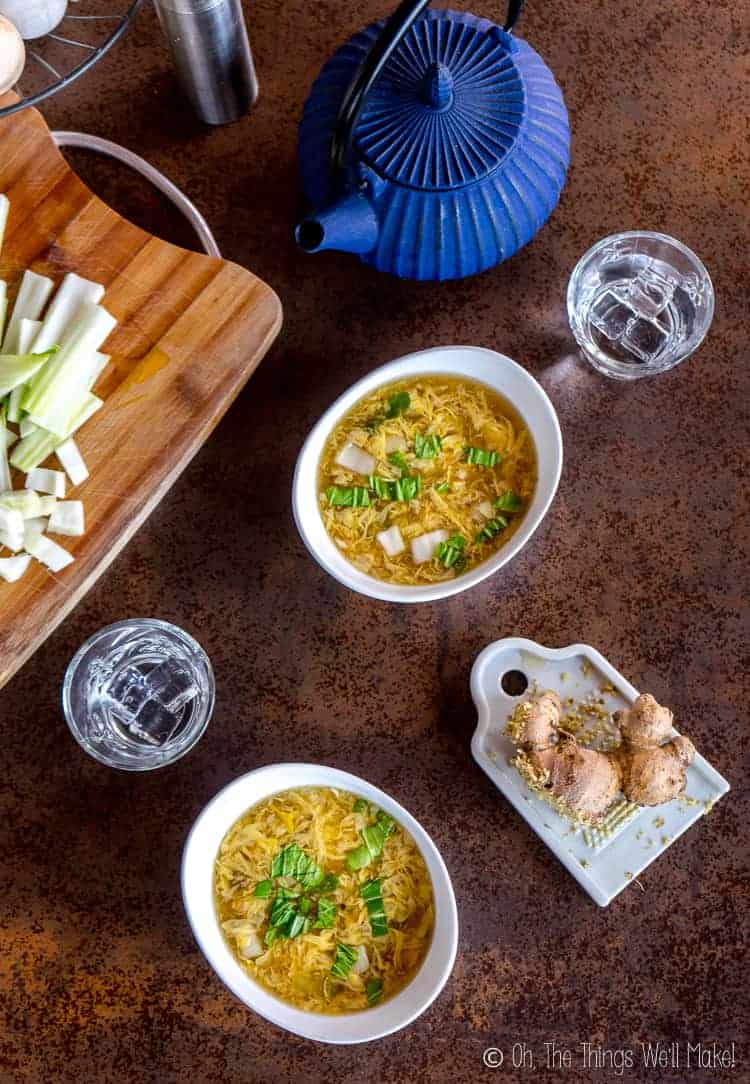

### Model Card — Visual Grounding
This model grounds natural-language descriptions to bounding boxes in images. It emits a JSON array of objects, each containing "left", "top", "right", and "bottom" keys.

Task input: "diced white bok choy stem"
[
  {"left": 55, "top": 438, "right": 88, "bottom": 486},
  {"left": 376, "top": 525, "right": 405, "bottom": 557},
  {"left": 0, "top": 490, "right": 42, "bottom": 518},
  {"left": 26, "top": 533, "right": 74, "bottom": 572},
  {"left": 384, "top": 434, "right": 407, "bottom": 454},
  {"left": 0, "top": 408, "right": 10, "bottom": 491},
  {"left": 19, "top": 417, "right": 36, "bottom": 438},
  {"left": 410, "top": 529, "right": 449, "bottom": 564},
  {"left": 351, "top": 945, "right": 369, "bottom": 975},
  {"left": 23, "top": 516, "right": 47, "bottom": 550},
  {"left": 37, "top": 496, "right": 57, "bottom": 516},
  {"left": 22, "top": 301, "right": 116, "bottom": 436},
  {"left": 335, "top": 441, "right": 376, "bottom": 476},
  {"left": 1, "top": 428, "right": 16, "bottom": 450},
  {"left": 0, "top": 281, "right": 7, "bottom": 345},
  {"left": 474, "top": 500, "right": 494, "bottom": 521},
  {"left": 0, "top": 507, "right": 24, "bottom": 550},
  {"left": 237, "top": 931, "right": 264, "bottom": 960},
  {"left": 25, "top": 468, "right": 66, "bottom": 498},
  {"left": 1, "top": 269, "right": 54, "bottom": 353},
  {"left": 30, "top": 272, "right": 105, "bottom": 354},
  {"left": 11, "top": 394, "right": 102, "bottom": 473},
  {"left": 0, "top": 555, "right": 31, "bottom": 582},
  {"left": 48, "top": 500, "right": 84, "bottom": 537}
]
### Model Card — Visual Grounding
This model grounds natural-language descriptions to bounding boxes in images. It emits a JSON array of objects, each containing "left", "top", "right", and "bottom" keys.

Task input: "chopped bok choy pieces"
[
  {"left": 48, "top": 500, "right": 84, "bottom": 537},
  {"left": 335, "top": 442, "right": 376, "bottom": 476},
  {"left": 410, "top": 529, "right": 448, "bottom": 564},
  {"left": 0, "top": 282, "right": 6, "bottom": 346},
  {"left": 55, "top": 438, "right": 88, "bottom": 486},
  {"left": 25, "top": 468, "right": 66, "bottom": 498},
  {"left": 22, "top": 301, "right": 116, "bottom": 436},
  {"left": 0, "top": 347, "right": 57, "bottom": 398},
  {"left": 0, "top": 507, "right": 24, "bottom": 550},
  {"left": 0, "top": 490, "right": 42, "bottom": 518},
  {"left": 11, "top": 395, "right": 102, "bottom": 473},
  {"left": 0, "top": 195, "right": 8, "bottom": 257},
  {"left": 0, "top": 406, "right": 10, "bottom": 491},
  {"left": 376, "top": 525, "right": 405, "bottom": 557},
  {"left": 23, "top": 516, "right": 48, "bottom": 551},
  {"left": 26, "top": 534, "right": 74, "bottom": 572},
  {"left": 330, "top": 943, "right": 358, "bottom": 980},
  {"left": 0, "top": 555, "right": 31, "bottom": 582},
  {"left": 1, "top": 270, "right": 54, "bottom": 353},
  {"left": 30, "top": 271, "right": 105, "bottom": 354},
  {"left": 7, "top": 318, "right": 42, "bottom": 422}
]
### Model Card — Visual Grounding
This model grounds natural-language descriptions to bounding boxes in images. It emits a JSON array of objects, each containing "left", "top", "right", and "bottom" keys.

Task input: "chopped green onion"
[
  {"left": 386, "top": 391, "right": 410, "bottom": 418},
  {"left": 495, "top": 490, "right": 523, "bottom": 513},
  {"left": 435, "top": 533, "right": 465, "bottom": 569},
  {"left": 366, "top": 391, "right": 411, "bottom": 431},
  {"left": 388, "top": 450, "right": 410, "bottom": 476},
  {"left": 254, "top": 879, "right": 273, "bottom": 898},
  {"left": 331, "top": 942, "right": 358, "bottom": 980},
  {"left": 464, "top": 446, "right": 500, "bottom": 468},
  {"left": 368, "top": 473, "right": 421, "bottom": 503},
  {"left": 325, "top": 485, "right": 371, "bottom": 508},
  {"left": 270, "top": 843, "right": 325, "bottom": 888},
  {"left": 346, "top": 810, "right": 395, "bottom": 871},
  {"left": 366, "top": 978, "right": 383, "bottom": 1005},
  {"left": 476, "top": 514, "right": 508, "bottom": 543},
  {"left": 361, "top": 878, "right": 388, "bottom": 937},
  {"left": 314, "top": 897, "right": 337, "bottom": 929},
  {"left": 434, "top": 481, "right": 450, "bottom": 494},
  {"left": 414, "top": 432, "right": 442, "bottom": 459},
  {"left": 317, "top": 872, "right": 339, "bottom": 893}
]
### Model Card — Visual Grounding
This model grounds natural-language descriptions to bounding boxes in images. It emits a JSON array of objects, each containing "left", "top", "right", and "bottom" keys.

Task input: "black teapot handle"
[{"left": 329, "top": 0, "right": 525, "bottom": 179}]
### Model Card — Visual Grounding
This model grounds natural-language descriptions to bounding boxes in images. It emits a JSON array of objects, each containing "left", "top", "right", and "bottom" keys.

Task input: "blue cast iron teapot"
[{"left": 295, "top": 0, "right": 570, "bottom": 281}]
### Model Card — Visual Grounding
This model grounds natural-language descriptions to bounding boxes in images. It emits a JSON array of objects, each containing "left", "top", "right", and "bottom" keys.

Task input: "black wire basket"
[{"left": 1, "top": 0, "right": 143, "bottom": 119}]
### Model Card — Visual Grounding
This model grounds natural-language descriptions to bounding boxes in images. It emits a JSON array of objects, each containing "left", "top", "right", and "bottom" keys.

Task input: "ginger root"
[{"left": 509, "top": 689, "right": 696, "bottom": 823}]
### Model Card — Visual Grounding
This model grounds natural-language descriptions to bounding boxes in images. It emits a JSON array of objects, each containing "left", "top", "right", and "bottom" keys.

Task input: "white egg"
[
  {"left": 0, "top": 15, "right": 24, "bottom": 95},
  {"left": 0, "top": 0, "right": 67, "bottom": 40}
]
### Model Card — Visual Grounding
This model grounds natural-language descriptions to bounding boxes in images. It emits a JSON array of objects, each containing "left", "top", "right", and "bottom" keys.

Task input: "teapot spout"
[{"left": 295, "top": 192, "right": 378, "bottom": 256}]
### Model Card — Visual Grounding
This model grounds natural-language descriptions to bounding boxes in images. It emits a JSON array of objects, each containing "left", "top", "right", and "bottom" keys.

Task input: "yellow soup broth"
[
  {"left": 318, "top": 376, "right": 537, "bottom": 584},
  {"left": 214, "top": 787, "right": 434, "bottom": 1014}
]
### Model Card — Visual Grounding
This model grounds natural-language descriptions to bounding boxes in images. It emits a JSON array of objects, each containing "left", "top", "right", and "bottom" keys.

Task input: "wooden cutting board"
[{"left": 0, "top": 96, "right": 282, "bottom": 690}]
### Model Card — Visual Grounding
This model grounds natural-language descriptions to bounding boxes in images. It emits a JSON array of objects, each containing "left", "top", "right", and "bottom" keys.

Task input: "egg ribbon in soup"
[
  {"left": 214, "top": 787, "right": 435, "bottom": 1013},
  {"left": 318, "top": 376, "right": 537, "bottom": 585}
]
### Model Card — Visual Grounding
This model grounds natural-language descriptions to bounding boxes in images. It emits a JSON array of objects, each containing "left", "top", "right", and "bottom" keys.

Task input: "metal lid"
[{"left": 353, "top": 11, "right": 525, "bottom": 190}]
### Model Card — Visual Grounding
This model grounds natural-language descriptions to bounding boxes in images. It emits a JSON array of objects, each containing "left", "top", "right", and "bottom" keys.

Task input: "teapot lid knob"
[{"left": 421, "top": 62, "right": 454, "bottom": 111}]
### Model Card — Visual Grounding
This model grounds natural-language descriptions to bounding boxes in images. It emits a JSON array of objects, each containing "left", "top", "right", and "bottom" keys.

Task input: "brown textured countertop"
[{"left": 1, "top": 2, "right": 748, "bottom": 1082}]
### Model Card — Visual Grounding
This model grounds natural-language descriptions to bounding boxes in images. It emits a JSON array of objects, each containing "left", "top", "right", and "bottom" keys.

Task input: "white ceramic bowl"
[
  {"left": 181, "top": 763, "right": 459, "bottom": 1044},
  {"left": 292, "top": 345, "right": 563, "bottom": 602}
]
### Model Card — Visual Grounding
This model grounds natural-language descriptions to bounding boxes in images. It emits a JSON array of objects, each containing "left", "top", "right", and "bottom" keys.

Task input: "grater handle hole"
[{"left": 501, "top": 669, "right": 528, "bottom": 697}]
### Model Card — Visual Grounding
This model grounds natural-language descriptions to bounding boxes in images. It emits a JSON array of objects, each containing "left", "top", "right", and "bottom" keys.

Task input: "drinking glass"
[
  {"left": 63, "top": 619, "right": 215, "bottom": 770},
  {"left": 567, "top": 231, "right": 714, "bottom": 380}
]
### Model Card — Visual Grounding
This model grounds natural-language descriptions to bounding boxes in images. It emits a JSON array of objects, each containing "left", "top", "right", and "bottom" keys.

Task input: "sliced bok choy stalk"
[
  {"left": 23, "top": 516, "right": 48, "bottom": 551},
  {"left": 0, "top": 506, "right": 24, "bottom": 549},
  {"left": 376, "top": 525, "right": 405, "bottom": 557},
  {"left": 37, "top": 496, "right": 57, "bottom": 516},
  {"left": 0, "top": 555, "right": 31, "bottom": 582},
  {"left": 7, "top": 317, "right": 43, "bottom": 421},
  {"left": 55, "top": 438, "right": 88, "bottom": 487},
  {"left": 0, "top": 490, "right": 42, "bottom": 518},
  {"left": 10, "top": 394, "right": 102, "bottom": 473},
  {"left": 0, "top": 195, "right": 8, "bottom": 256},
  {"left": 48, "top": 500, "right": 84, "bottom": 537},
  {"left": 19, "top": 417, "right": 36, "bottom": 438},
  {"left": 410, "top": 529, "right": 448, "bottom": 564},
  {"left": 0, "top": 281, "right": 7, "bottom": 345},
  {"left": 1, "top": 269, "right": 54, "bottom": 353},
  {"left": 26, "top": 533, "right": 74, "bottom": 572},
  {"left": 22, "top": 301, "right": 116, "bottom": 436},
  {"left": 25, "top": 468, "right": 66, "bottom": 498},
  {"left": 335, "top": 442, "right": 376, "bottom": 476},
  {"left": 0, "top": 347, "right": 57, "bottom": 398},
  {"left": 30, "top": 272, "right": 105, "bottom": 354},
  {"left": 0, "top": 405, "right": 10, "bottom": 491}
]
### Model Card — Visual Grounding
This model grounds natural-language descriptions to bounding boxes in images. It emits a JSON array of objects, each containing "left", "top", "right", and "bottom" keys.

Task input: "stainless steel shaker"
[{"left": 153, "top": 0, "right": 259, "bottom": 125}]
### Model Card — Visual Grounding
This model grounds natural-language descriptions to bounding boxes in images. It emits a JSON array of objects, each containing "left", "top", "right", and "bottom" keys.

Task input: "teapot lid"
[{"left": 331, "top": 10, "right": 559, "bottom": 191}]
